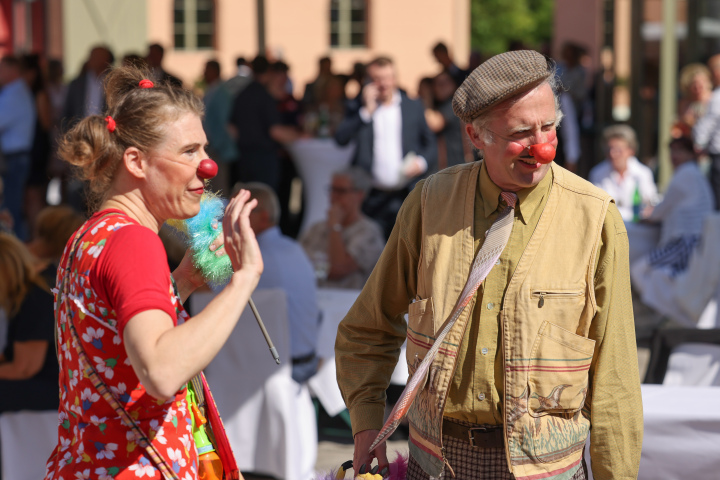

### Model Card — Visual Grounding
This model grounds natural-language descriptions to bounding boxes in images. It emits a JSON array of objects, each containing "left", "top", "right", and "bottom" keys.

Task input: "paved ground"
[{"left": 314, "top": 439, "right": 409, "bottom": 475}]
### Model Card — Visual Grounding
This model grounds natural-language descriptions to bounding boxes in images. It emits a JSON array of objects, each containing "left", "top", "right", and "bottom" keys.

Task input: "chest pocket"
[
  {"left": 527, "top": 321, "right": 595, "bottom": 416},
  {"left": 406, "top": 297, "right": 435, "bottom": 375},
  {"left": 530, "top": 287, "right": 585, "bottom": 332}
]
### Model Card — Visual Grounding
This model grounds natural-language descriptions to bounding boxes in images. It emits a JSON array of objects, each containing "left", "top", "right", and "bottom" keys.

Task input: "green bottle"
[{"left": 632, "top": 182, "right": 642, "bottom": 222}]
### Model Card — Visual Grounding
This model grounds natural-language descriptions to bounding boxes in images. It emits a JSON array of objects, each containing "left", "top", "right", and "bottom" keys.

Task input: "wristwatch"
[{"left": 332, "top": 223, "right": 343, "bottom": 232}]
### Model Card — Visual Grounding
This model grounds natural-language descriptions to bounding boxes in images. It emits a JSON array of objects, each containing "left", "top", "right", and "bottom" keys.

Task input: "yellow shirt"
[{"left": 444, "top": 161, "right": 554, "bottom": 423}]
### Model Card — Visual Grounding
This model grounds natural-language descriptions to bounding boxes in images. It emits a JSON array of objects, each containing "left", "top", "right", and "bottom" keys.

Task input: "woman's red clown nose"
[{"left": 197, "top": 158, "right": 219, "bottom": 179}]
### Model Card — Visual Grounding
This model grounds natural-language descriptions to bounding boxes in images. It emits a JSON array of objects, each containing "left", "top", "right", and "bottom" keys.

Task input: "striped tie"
[{"left": 369, "top": 191, "right": 518, "bottom": 452}]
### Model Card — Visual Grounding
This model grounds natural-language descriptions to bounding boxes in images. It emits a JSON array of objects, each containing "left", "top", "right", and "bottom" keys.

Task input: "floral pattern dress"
[{"left": 45, "top": 212, "right": 198, "bottom": 480}]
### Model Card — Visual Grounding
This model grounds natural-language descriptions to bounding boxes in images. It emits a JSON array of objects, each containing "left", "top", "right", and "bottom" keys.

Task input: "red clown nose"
[
  {"left": 197, "top": 159, "right": 218, "bottom": 179},
  {"left": 528, "top": 143, "right": 556, "bottom": 164}
]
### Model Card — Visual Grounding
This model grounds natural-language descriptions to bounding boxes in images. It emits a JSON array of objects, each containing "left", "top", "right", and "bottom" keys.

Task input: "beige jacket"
[{"left": 406, "top": 162, "right": 615, "bottom": 479}]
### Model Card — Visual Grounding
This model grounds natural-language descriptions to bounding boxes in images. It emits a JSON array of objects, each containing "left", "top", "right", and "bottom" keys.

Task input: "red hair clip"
[
  {"left": 104, "top": 116, "right": 116, "bottom": 133},
  {"left": 139, "top": 79, "right": 154, "bottom": 88}
]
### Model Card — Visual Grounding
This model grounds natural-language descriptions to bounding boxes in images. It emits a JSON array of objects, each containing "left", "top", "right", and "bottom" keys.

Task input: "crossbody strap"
[{"left": 57, "top": 212, "right": 179, "bottom": 480}]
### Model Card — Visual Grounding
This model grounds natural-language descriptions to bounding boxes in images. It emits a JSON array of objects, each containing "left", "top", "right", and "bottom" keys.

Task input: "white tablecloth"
[
  {"left": 309, "top": 288, "right": 408, "bottom": 416},
  {"left": 287, "top": 138, "right": 355, "bottom": 235},
  {"left": 586, "top": 384, "right": 720, "bottom": 479}
]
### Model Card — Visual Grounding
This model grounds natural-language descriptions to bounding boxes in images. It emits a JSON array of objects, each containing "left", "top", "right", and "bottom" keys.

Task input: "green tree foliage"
[{"left": 471, "top": 0, "right": 555, "bottom": 55}]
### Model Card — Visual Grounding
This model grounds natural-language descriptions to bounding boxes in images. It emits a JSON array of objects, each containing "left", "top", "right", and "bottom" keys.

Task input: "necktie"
[{"left": 370, "top": 191, "right": 519, "bottom": 452}]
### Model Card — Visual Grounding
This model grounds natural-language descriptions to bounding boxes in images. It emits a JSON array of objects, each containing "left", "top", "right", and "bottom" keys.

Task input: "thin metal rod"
[{"left": 248, "top": 297, "right": 280, "bottom": 364}]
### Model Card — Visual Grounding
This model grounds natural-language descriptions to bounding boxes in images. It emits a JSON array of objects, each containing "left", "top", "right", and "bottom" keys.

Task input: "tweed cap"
[{"left": 452, "top": 50, "right": 553, "bottom": 123}]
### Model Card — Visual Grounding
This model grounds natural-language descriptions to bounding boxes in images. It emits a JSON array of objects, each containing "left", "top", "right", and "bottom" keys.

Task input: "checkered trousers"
[{"left": 406, "top": 435, "right": 587, "bottom": 480}]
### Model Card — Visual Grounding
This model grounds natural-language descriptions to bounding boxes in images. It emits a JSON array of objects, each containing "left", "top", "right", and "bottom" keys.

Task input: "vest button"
[
  {"left": 487, "top": 302, "right": 494, "bottom": 310},
  {"left": 481, "top": 347, "right": 489, "bottom": 355},
  {"left": 478, "top": 393, "right": 486, "bottom": 401}
]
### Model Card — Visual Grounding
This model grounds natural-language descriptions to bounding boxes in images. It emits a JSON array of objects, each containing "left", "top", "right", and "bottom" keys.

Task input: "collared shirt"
[
  {"left": 694, "top": 87, "right": 720, "bottom": 154},
  {"left": 335, "top": 162, "right": 640, "bottom": 476},
  {"left": 589, "top": 156, "right": 659, "bottom": 221},
  {"left": 0, "top": 78, "right": 36, "bottom": 153},
  {"left": 256, "top": 226, "right": 320, "bottom": 358},
  {"left": 443, "top": 161, "right": 553, "bottom": 423},
  {"left": 360, "top": 90, "right": 405, "bottom": 189},
  {"left": 84, "top": 72, "right": 104, "bottom": 117}
]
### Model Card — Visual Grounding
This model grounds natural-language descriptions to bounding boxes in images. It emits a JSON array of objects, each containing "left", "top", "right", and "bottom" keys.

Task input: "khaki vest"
[{"left": 405, "top": 162, "right": 611, "bottom": 479}]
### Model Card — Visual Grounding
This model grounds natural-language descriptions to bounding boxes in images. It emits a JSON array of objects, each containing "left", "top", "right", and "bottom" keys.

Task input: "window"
[
  {"left": 330, "top": 0, "right": 367, "bottom": 48},
  {"left": 174, "top": 0, "right": 215, "bottom": 50}
]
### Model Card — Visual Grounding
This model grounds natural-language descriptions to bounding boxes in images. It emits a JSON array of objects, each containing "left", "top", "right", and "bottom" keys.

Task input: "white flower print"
[
  {"left": 74, "top": 469, "right": 90, "bottom": 479},
  {"left": 179, "top": 434, "right": 192, "bottom": 453},
  {"left": 94, "top": 441, "right": 118, "bottom": 460},
  {"left": 44, "top": 460, "right": 54, "bottom": 477},
  {"left": 61, "top": 451, "right": 73, "bottom": 466},
  {"left": 128, "top": 456, "right": 158, "bottom": 478},
  {"left": 87, "top": 243, "right": 105, "bottom": 258},
  {"left": 68, "top": 368, "right": 79, "bottom": 388},
  {"left": 81, "top": 326, "right": 105, "bottom": 351},
  {"left": 163, "top": 406, "right": 177, "bottom": 423},
  {"left": 113, "top": 334, "right": 121, "bottom": 345},
  {"left": 166, "top": 447, "right": 187, "bottom": 473},
  {"left": 69, "top": 403, "right": 82, "bottom": 416},
  {"left": 93, "top": 356, "right": 114, "bottom": 379},
  {"left": 149, "top": 419, "right": 167, "bottom": 445},
  {"left": 94, "top": 467, "right": 114, "bottom": 480},
  {"left": 80, "top": 388, "right": 99, "bottom": 411},
  {"left": 75, "top": 441, "right": 86, "bottom": 463},
  {"left": 90, "top": 220, "right": 107, "bottom": 235},
  {"left": 62, "top": 342, "right": 72, "bottom": 361},
  {"left": 111, "top": 382, "right": 132, "bottom": 403},
  {"left": 59, "top": 436, "right": 71, "bottom": 451}
]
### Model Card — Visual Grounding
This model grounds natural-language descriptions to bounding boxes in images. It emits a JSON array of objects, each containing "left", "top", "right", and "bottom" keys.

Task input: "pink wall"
[{"left": 147, "top": 0, "right": 470, "bottom": 98}]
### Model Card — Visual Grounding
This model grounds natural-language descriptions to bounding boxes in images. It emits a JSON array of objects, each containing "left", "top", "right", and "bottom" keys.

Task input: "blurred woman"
[
  {"left": 0, "top": 233, "right": 58, "bottom": 413},
  {"left": 589, "top": 124, "right": 659, "bottom": 221},
  {"left": 44, "top": 65, "right": 262, "bottom": 480},
  {"left": 676, "top": 63, "right": 713, "bottom": 136}
]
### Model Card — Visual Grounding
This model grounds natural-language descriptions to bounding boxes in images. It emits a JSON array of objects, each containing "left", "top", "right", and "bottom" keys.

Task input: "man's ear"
[
  {"left": 123, "top": 147, "right": 146, "bottom": 179},
  {"left": 465, "top": 123, "right": 485, "bottom": 150}
]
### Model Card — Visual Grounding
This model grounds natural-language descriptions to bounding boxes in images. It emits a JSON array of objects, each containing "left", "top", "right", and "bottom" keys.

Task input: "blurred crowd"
[{"left": 3, "top": 38, "right": 720, "bottom": 420}]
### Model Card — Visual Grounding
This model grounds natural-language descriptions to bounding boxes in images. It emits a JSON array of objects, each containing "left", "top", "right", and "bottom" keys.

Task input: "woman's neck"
[{"left": 100, "top": 194, "right": 161, "bottom": 233}]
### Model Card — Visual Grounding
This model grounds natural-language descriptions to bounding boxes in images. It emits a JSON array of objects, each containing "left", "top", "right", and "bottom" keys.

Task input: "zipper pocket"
[{"left": 531, "top": 290, "right": 583, "bottom": 308}]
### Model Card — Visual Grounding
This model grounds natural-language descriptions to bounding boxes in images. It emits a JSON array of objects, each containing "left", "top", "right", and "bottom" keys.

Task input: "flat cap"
[{"left": 452, "top": 50, "right": 553, "bottom": 124}]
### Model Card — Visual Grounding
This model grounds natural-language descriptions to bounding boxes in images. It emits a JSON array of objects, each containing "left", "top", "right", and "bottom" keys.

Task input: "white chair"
[
  {"left": 0, "top": 410, "right": 58, "bottom": 480},
  {"left": 197, "top": 288, "right": 317, "bottom": 480}
]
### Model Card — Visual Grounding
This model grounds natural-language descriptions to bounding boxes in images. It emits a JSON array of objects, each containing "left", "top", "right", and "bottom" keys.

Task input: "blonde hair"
[
  {"left": 0, "top": 233, "right": 48, "bottom": 316},
  {"left": 58, "top": 64, "right": 204, "bottom": 211},
  {"left": 679, "top": 63, "right": 711, "bottom": 96}
]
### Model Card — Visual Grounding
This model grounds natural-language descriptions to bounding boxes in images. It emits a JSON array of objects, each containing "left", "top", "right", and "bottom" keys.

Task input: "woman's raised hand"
[{"left": 222, "top": 190, "right": 264, "bottom": 281}]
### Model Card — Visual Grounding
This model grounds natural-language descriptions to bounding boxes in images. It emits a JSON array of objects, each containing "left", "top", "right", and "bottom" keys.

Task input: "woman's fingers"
[{"left": 221, "top": 190, "right": 262, "bottom": 275}]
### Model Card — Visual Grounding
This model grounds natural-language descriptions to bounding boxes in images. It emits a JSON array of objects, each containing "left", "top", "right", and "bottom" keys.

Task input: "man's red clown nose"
[
  {"left": 528, "top": 143, "right": 556, "bottom": 164},
  {"left": 197, "top": 159, "right": 218, "bottom": 179}
]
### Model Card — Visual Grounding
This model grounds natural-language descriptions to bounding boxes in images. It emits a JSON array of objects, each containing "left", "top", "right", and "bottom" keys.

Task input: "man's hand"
[
  {"left": 326, "top": 204, "right": 345, "bottom": 229},
  {"left": 362, "top": 83, "right": 379, "bottom": 116},
  {"left": 353, "top": 429, "right": 388, "bottom": 475}
]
